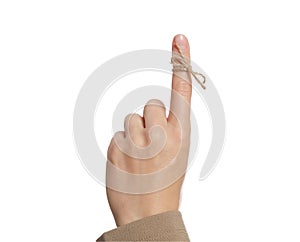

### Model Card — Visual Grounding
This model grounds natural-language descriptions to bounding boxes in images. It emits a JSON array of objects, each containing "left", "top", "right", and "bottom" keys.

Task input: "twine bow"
[{"left": 171, "top": 49, "right": 206, "bottom": 90}]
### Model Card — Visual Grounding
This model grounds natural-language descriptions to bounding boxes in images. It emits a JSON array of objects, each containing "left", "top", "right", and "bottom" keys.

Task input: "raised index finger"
[{"left": 168, "top": 34, "right": 192, "bottom": 125}]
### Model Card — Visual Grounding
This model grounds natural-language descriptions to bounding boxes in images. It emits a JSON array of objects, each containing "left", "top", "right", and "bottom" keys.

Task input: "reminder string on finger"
[{"left": 171, "top": 46, "right": 206, "bottom": 90}]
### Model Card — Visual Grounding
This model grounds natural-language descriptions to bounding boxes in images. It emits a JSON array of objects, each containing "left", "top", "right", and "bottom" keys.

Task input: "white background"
[{"left": 0, "top": 0, "right": 299, "bottom": 241}]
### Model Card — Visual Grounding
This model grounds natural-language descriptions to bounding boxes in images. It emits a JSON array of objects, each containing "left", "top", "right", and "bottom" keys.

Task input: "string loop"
[{"left": 171, "top": 50, "right": 206, "bottom": 90}]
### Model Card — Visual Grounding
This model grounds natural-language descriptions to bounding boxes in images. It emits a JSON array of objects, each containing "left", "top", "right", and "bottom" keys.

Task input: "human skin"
[{"left": 106, "top": 34, "right": 193, "bottom": 227}]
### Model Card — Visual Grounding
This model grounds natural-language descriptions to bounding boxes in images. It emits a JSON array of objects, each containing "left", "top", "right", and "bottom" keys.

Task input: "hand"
[{"left": 106, "top": 34, "right": 193, "bottom": 226}]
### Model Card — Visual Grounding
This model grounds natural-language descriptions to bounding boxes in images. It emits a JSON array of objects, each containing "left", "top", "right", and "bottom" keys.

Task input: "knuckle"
[
  {"left": 125, "top": 113, "right": 141, "bottom": 125},
  {"left": 107, "top": 139, "right": 117, "bottom": 159},
  {"left": 131, "top": 113, "right": 142, "bottom": 121},
  {"left": 113, "top": 130, "right": 124, "bottom": 139},
  {"left": 145, "top": 99, "right": 165, "bottom": 108},
  {"left": 124, "top": 113, "right": 132, "bottom": 124},
  {"left": 108, "top": 131, "right": 125, "bottom": 160},
  {"left": 144, "top": 101, "right": 165, "bottom": 115}
]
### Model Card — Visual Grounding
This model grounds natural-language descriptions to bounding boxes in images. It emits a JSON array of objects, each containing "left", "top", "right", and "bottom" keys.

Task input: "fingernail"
[{"left": 175, "top": 34, "right": 187, "bottom": 50}]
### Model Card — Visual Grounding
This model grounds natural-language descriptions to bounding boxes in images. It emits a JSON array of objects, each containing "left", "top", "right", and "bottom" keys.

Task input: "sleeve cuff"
[{"left": 97, "top": 210, "right": 190, "bottom": 241}]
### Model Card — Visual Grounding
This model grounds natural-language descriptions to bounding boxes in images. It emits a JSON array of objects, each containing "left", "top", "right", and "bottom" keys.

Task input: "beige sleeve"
[{"left": 97, "top": 211, "right": 190, "bottom": 241}]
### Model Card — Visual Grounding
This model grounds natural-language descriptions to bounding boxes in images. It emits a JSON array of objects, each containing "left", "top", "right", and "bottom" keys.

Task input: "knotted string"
[{"left": 171, "top": 48, "right": 206, "bottom": 90}]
